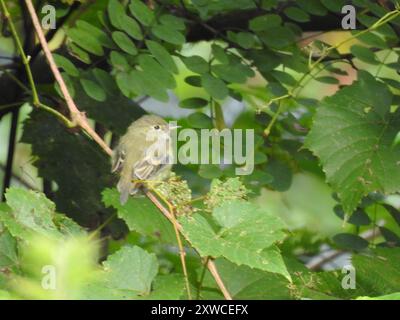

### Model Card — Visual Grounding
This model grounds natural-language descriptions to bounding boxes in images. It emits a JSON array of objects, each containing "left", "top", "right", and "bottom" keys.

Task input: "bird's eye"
[{"left": 154, "top": 125, "right": 160, "bottom": 130}]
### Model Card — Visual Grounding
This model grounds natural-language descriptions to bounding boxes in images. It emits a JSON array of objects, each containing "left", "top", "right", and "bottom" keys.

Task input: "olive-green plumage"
[{"left": 112, "top": 115, "right": 174, "bottom": 204}]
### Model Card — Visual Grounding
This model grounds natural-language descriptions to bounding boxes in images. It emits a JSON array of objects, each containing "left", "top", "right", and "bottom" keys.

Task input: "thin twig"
[
  {"left": 148, "top": 187, "right": 192, "bottom": 300},
  {"left": 145, "top": 191, "right": 232, "bottom": 300},
  {"left": 24, "top": 0, "right": 112, "bottom": 155}
]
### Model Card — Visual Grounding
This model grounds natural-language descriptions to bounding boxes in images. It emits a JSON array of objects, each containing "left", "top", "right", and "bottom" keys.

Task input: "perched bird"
[{"left": 111, "top": 115, "right": 176, "bottom": 204}]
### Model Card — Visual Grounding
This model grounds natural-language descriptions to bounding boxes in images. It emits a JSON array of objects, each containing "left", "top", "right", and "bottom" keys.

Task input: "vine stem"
[
  {"left": 145, "top": 191, "right": 233, "bottom": 300},
  {"left": 148, "top": 187, "right": 192, "bottom": 300},
  {"left": 262, "top": 7, "right": 400, "bottom": 135},
  {"left": 22, "top": 0, "right": 232, "bottom": 300}
]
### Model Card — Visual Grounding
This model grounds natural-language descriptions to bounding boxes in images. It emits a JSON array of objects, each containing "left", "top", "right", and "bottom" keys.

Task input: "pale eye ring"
[{"left": 154, "top": 125, "right": 160, "bottom": 130}]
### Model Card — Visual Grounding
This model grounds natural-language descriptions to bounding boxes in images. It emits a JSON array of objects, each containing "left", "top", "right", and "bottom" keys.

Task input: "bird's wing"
[{"left": 111, "top": 147, "right": 126, "bottom": 173}]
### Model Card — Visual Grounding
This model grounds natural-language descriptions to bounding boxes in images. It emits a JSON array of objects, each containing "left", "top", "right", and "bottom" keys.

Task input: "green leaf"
[
  {"left": 181, "top": 55, "right": 209, "bottom": 74},
  {"left": 0, "top": 188, "right": 86, "bottom": 241},
  {"left": 159, "top": 14, "right": 186, "bottom": 31},
  {"left": 350, "top": 45, "right": 379, "bottom": 65},
  {"left": 144, "top": 274, "right": 185, "bottom": 300},
  {"left": 296, "top": 0, "right": 328, "bottom": 16},
  {"left": 132, "top": 70, "right": 169, "bottom": 102},
  {"left": 151, "top": 24, "right": 185, "bottom": 45},
  {"left": 179, "top": 97, "right": 208, "bottom": 109},
  {"left": 334, "top": 206, "right": 371, "bottom": 226},
  {"left": 112, "top": 31, "right": 138, "bottom": 55},
  {"left": 129, "top": 0, "right": 155, "bottom": 26},
  {"left": 0, "top": 223, "right": 18, "bottom": 269},
  {"left": 357, "top": 293, "right": 400, "bottom": 300},
  {"left": 352, "top": 248, "right": 400, "bottom": 295},
  {"left": 249, "top": 14, "right": 282, "bottom": 32},
  {"left": 92, "top": 68, "right": 118, "bottom": 95},
  {"left": 284, "top": 7, "right": 310, "bottom": 22},
  {"left": 145, "top": 40, "right": 178, "bottom": 74},
  {"left": 198, "top": 164, "right": 223, "bottom": 179},
  {"left": 122, "top": 15, "right": 143, "bottom": 40},
  {"left": 108, "top": 0, "right": 126, "bottom": 30},
  {"left": 80, "top": 79, "right": 106, "bottom": 102},
  {"left": 315, "top": 76, "right": 339, "bottom": 84},
  {"left": 184, "top": 75, "right": 202, "bottom": 87},
  {"left": 53, "top": 54, "right": 79, "bottom": 77},
  {"left": 138, "top": 55, "right": 176, "bottom": 89},
  {"left": 266, "top": 159, "right": 293, "bottom": 192},
  {"left": 258, "top": 26, "right": 295, "bottom": 49},
  {"left": 66, "top": 28, "right": 104, "bottom": 56},
  {"left": 305, "top": 73, "right": 400, "bottom": 214},
  {"left": 115, "top": 72, "right": 133, "bottom": 97},
  {"left": 103, "top": 246, "right": 158, "bottom": 295},
  {"left": 333, "top": 233, "right": 369, "bottom": 251},
  {"left": 201, "top": 73, "right": 228, "bottom": 100},
  {"left": 187, "top": 113, "right": 213, "bottom": 129},
  {"left": 321, "top": 0, "right": 347, "bottom": 12},
  {"left": 75, "top": 20, "right": 115, "bottom": 49},
  {"left": 102, "top": 188, "right": 176, "bottom": 243},
  {"left": 179, "top": 201, "right": 290, "bottom": 280},
  {"left": 110, "top": 51, "right": 130, "bottom": 72},
  {"left": 236, "top": 32, "right": 255, "bottom": 49},
  {"left": 212, "top": 64, "right": 253, "bottom": 84},
  {"left": 68, "top": 42, "right": 91, "bottom": 64}
]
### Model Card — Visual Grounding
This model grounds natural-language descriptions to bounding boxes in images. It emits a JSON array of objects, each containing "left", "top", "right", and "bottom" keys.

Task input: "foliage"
[{"left": 0, "top": 0, "right": 400, "bottom": 300}]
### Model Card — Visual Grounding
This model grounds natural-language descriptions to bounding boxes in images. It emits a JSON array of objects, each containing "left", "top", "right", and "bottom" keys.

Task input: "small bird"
[{"left": 111, "top": 115, "right": 176, "bottom": 204}]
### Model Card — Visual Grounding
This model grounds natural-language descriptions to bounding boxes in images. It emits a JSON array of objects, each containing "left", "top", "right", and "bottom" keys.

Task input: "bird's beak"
[{"left": 168, "top": 124, "right": 181, "bottom": 130}]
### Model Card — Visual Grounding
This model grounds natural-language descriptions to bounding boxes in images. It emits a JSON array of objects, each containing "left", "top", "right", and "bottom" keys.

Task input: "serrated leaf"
[
  {"left": 305, "top": 73, "right": 400, "bottom": 214},
  {"left": 103, "top": 246, "right": 158, "bottom": 294},
  {"left": 179, "top": 201, "right": 290, "bottom": 280},
  {"left": 146, "top": 40, "right": 178, "bottom": 74},
  {"left": 352, "top": 248, "right": 400, "bottom": 295},
  {"left": 102, "top": 188, "right": 175, "bottom": 243},
  {"left": 0, "top": 188, "right": 85, "bottom": 242},
  {"left": 112, "top": 31, "right": 138, "bottom": 55},
  {"left": 143, "top": 274, "right": 185, "bottom": 300}
]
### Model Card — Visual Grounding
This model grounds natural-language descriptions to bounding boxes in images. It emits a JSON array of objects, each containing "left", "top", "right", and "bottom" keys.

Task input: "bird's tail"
[{"left": 117, "top": 178, "right": 140, "bottom": 205}]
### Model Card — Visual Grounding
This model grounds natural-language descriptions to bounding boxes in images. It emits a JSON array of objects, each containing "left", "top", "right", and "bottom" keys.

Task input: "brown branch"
[
  {"left": 24, "top": 0, "right": 232, "bottom": 300},
  {"left": 24, "top": 0, "right": 112, "bottom": 156},
  {"left": 145, "top": 191, "right": 232, "bottom": 300}
]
